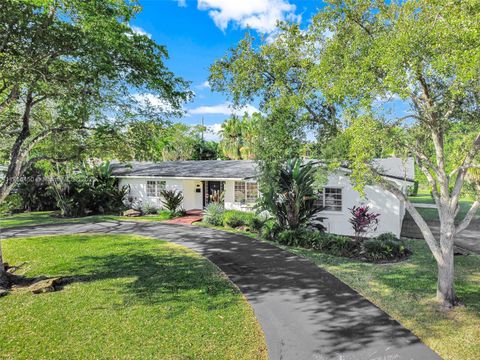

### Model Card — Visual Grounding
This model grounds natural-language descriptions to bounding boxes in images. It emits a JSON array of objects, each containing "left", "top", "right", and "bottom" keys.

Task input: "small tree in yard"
[
  {"left": 313, "top": 0, "right": 480, "bottom": 307},
  {"left": 160, "top": 189, "right": 184, "bottom": 216},
  {"left": 258, "top": 158, "right": 322, "bottom": 230},
  {"left": 349, "top": 206, "right": 380, "bottom": 241}
]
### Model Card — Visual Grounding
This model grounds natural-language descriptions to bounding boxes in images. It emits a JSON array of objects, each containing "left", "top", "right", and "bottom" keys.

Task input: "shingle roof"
[{"left": 111, "top": 160, "right": 258, "bottom": 180}]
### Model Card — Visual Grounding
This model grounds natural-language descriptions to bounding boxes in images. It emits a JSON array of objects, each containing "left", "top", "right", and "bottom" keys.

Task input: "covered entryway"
[{"left": 203, "top": 181, "right": 225, "bottom": 207}]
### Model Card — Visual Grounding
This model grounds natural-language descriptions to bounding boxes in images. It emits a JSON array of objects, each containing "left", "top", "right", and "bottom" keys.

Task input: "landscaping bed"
[
  {"left": 0, "top": 234, "right": 267, "bottom": 359},
  {"left": 201, "top": 206, "right": 410, "bottom": 263}
]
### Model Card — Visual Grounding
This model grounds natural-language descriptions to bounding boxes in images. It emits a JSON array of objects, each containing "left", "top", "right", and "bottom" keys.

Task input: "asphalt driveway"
[{"left": 1, "top": 222, "right": 441, "bottom": 360}]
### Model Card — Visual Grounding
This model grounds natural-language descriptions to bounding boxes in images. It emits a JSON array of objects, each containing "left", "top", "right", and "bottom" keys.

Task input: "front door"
[{"left": 203, "top": 181, "right": 224, "bottom": 207}]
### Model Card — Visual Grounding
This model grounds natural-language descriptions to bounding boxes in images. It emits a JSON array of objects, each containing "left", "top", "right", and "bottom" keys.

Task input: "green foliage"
[
  {"left": 49, "top": 162, "right": 127, "bottom": 217},
  {"left": 0, "top": 0, "right": 191, "bottom": 201},
  {"left": 14, "top": 167, "right": 57, "bottom": 212},
  {"left": 361, "top": 237, "right": 409, "bottom": 262},
  {"left": 0, "top": 194, "right": 23, "bottom": 215},
  {"left": 141, "top": 203, "right": 159, "bottom": 216},
  {"left": 222, "top": 210, "right": 256, "bottom": 229},
  {"left": 202, "top": 203, "right": 225, "bottom": 226},
  {"left": 160, "top": 189, "right": 184, "bottom": 215},
  {"left": 258, "top": 158, "right": 322, "bottom": 230}
]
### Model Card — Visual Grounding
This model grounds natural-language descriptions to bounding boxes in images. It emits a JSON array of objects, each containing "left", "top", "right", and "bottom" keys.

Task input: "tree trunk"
[
  {"left": 0, "top": 241, "right": 9, "bottom": 289},
  {"left": 437, "top": 216, "right": 457, "bottom": 307}
]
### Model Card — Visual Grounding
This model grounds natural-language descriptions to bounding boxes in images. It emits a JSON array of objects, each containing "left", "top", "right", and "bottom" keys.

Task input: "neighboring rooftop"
[{"left": 111, "top": 160, "right": 258, "bottom": 180}]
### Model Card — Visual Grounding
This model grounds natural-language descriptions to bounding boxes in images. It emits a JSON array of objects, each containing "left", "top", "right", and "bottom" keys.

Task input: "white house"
[{"left": 111, "top": 158, "right": 414, "bottom": 238}]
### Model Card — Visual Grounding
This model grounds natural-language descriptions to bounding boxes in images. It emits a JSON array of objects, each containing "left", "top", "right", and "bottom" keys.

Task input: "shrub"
[
  {"left": 141, "top": 203, "right": 158, "bottom": 215},
  {"left": 203, "top": 203, "right": 225, "bottom": 226},
  {"left": 375, "top": 232, "right": 399, "bottom": 242},
  {"left": 310, "top": 232, "right": 359, "bottom": 257},
  {"left": 348, "top": 205, "right": 380, "bottom": 240},
  {"left": 0, "top": 194, "right": 23, "bottom": 215},
  {"left": 160, "top": 189, "right": 184, "bottom": 214},
  {"left": 361, "top": 237, "right": 409, "bottom": 261},
  {"left": 277, "top": 228, "right": 312, "bottom": 247},
  {"left": 223, "top": 210, "right": 254, "bottom": 228},
  {"left": 261, "top": 221, "right": 282, "bottom": 241},
  {"left": 257, "top": 158, "right": 323, "bottom": 230}
]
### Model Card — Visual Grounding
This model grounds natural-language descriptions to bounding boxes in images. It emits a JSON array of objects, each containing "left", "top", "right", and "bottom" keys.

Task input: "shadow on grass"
[{"left": 48, "top": 249, "right": 241, "bottom": 316}]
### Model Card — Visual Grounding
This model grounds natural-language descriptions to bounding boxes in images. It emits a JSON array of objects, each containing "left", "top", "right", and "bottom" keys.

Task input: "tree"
[
  {"left": 312, "top": 0, "right": 480, "bottom": 307},
  {"left": 209, "top": 27, "right": 338, "bottom": 141},
  {"left": 0, "top": 0, "right": 190, "bottom": 285},
  {"left": 0, "top": 0, "right": 190, "bottom": 203},
  {"left": 258, "top": 158, "right": 321, "bottom": 230},
  {"left": 219, "top": 117, "right": 243, "bottom": 159}
]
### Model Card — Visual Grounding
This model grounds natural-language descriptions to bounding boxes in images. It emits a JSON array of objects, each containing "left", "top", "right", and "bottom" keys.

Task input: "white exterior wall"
[
  {"left": 119, "top": 177, "right": 186, "bottom": 210},
  {"left": 321, "top": 173, "right": 404, "bottom": 238},
  {"left": 118, "top": 174, "right": 406, "bottom": 238}
]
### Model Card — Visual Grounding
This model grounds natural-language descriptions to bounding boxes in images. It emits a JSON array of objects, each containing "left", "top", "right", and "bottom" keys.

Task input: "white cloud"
[
  {"left": 204, "top": 123, "right": 223, "bottom": 141},
  {"left": 197, "top": 0, "right": 300, "bottom": 34},
  {"left": 189, "top": 102, "right": 258, "bottom": 116},
  {"left": 197, "top": 80, "right": 211, "bottom": 89},
  {"left": 129, "top": 25, "right": 152, "bottom": 39},
  {"left": 177, "top": 0, "right": 187, "bottom": 7},
  {"left": 133, "top": 93, "right": 176, "bottom": 113}
]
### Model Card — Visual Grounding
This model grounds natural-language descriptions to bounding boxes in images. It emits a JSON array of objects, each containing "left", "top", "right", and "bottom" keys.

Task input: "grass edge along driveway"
[
  {"left": 0, "top": 234, "right": 267, "bottom": 359},
  {"left": 196, "top": 222, "right": 480, "bottom": 360}
]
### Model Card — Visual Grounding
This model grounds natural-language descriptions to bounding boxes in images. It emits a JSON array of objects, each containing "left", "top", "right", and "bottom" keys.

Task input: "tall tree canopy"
[
  {"left": 209, "top": 26, "right": 339, "bottom": 144},
  {"left": 0, "top": 0, "right": 191, "bottom": 203},
  {"left": 210, "top": 0, "right": 480, "bottom": 308},
  {"left": 312, "top": 0, "right": 480, "bottom": 307}
]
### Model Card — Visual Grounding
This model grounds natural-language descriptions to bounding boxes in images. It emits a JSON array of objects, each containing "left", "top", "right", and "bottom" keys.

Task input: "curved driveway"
[{"left": 1, "top": 221, "right": 441, "bottom": 360}]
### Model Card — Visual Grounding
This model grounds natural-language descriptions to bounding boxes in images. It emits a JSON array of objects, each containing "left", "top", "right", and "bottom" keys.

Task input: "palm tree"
[{"left": 219, "top": 117, "right": 243, "bottom": 159}]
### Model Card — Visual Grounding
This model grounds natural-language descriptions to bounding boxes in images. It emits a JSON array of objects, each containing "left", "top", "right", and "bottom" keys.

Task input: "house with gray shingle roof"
[{"left": 112, "top": 158, "right": 414, "bottom": 238}]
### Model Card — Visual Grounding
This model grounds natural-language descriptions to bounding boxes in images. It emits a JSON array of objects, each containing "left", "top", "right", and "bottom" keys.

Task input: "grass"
[
  {"left": 195, "top": 222, "right": 480, "bottom": 360},
  {"left": 0, "top": 234, "right": 266, "bottom": 359},
  {"left": 0, "top": 210, "right": 173, "bottom": 229},
  {"left": 408, "top": 193, "right": 477, "bottom": 222}
]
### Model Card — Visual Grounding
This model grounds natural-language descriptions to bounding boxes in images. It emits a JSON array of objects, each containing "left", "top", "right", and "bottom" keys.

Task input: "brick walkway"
[{"left": 164, "top": 210, "right": 203, "bottom": 225}]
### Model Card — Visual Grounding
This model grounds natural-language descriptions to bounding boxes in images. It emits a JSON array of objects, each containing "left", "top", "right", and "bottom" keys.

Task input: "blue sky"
[
  {"left": 131, "top": 1, "right": 408, "bottom": 139},
  {"left": 130, "top": 0, "right": 325, "bottom": 139}
]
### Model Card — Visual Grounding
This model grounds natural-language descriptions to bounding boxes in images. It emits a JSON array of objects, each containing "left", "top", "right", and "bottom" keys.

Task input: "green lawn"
[
  {"left": 0, "top": 234, "right": 267, "bottom": 359},
  {"left": 195, "top": 223, "right": 480, "bottom": 360},
  {"left": 408, "top": 193, "right": 478, "bottom": 222},
  {"left": 0, "top": 211, "right": 172, "bottom": 229}
]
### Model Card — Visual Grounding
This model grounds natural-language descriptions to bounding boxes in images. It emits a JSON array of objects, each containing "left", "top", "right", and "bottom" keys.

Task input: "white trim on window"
[
  {"left": 146, "top": 180, "right": 166, "bottom": 197},
  {"left": 315, "top": 187, "right": 343, "bottom": 212},
  {"left": 234, "top": 181, "right": 258, "bottom": 204}
]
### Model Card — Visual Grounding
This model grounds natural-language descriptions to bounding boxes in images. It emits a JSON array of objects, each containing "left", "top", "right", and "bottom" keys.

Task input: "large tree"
[
  {"left": 209, "top": 26, "right": 339, "bottom": 143},
  {"left": 0, "top": 0, "right": 190, "bottom": 285},
  {"left": 312, "top": 0, "right": 480, "bottom": 307}
]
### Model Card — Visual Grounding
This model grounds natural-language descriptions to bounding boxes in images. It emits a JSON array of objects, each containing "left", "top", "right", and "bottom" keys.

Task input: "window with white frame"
[
  {"left": 146, "top": 180, "right": 166, "bottom": 197},
  {"left": 246, "top": 182, "right": 259, "bottom": 203},
  {"left": 315, "top": 187, "right": 342, "bottom": 212},
  {"left": 235, "top": 181, "right": 258, "bottom": 204}
]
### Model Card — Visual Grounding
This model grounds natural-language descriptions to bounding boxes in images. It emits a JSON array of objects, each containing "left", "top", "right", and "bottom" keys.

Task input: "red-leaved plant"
[{"left": 348, "top": 205, "right": 380, "bottom": 241}]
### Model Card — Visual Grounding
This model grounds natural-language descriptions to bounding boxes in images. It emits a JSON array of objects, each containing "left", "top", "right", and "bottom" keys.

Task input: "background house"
[{"left": 112, "top": 158, "right": 414, "bottom": 238}]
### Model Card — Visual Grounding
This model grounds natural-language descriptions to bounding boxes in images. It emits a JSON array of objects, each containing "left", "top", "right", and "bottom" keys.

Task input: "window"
[
  {"left": 246, "top": 182, "right": 259, "bottom": 203},
  {"left": 146, "top": 180, "right": 166, "bottom": 197},
  {"left": 234, "top": 181, "right": 246, "bottom": 203},
  {"left": 315, "top": 187, "right": 342, "bottom": 212},
  {"left": 235, "top": 181, "right": 258, "bottom": 204}
]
